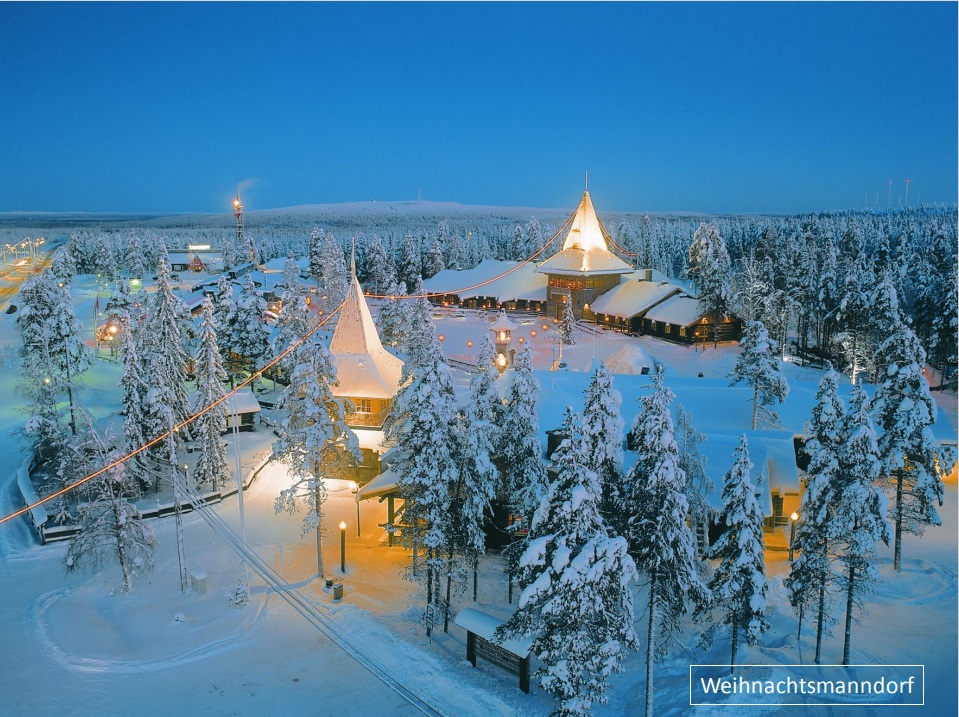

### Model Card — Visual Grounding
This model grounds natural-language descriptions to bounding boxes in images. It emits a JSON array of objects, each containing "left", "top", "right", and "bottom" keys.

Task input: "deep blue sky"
[{"left": 1, "top": 2, "right": 956, "bottom": 215}]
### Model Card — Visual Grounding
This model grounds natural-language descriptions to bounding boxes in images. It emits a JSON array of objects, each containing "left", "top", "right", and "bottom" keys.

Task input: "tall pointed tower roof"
[
  {"left": 536, "top": 191, "right": 633, "bottom": 276},
  {"left": 329, "top": 248, "right": 404, "bottom": 399}
]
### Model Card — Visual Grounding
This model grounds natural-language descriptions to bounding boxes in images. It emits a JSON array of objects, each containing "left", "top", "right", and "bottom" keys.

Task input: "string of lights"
[{"left": 0, "top": 204, "right": 583, "bottom": 528}]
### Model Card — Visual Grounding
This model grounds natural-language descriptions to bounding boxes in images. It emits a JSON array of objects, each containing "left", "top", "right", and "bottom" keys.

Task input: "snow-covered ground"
[{"left": 1, "top": 283, "right": 956, "bottom": 716}]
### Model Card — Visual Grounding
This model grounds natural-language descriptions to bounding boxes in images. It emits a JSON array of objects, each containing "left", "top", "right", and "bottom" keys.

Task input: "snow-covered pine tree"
[
  {"left": 308, "top": 227, "right": 325, "bottom": 285},
  {"left": 401, "top": 276, "right": 434, "bottom": 372},
  {"left": 273, "top": 341, "right": 360, "bottom": 578},
  {"left": 50, "top": 245, "right": 76, "bottom": 282},
  {"left": 273, "top": 255, "right": 314, "bottom": 377},
  {"left": 686, "top": 222, "right": 732, "bottom": 346},
  {"left": 65, "top": 422, "right": 156, "bottom": 594},
  {"left": 834, "top": 252, "right": 874, "bottom": 383},
  {"left": 399, "top": 233, "right": 422, "bottom": 290},
  {"left": 496, "top": 345, "right": 548, "bottom": 600},
  {"left": 382, "top": 326, "right": 458, "bottom": 619},
  {"left": 16, "top": 270, "right": 89, "bottom": 436},
  {"left": 871, "top": 317, "right": 950, "bottom": 572},
  {"left": 624, "top": 366, "right": 709, "bottom": 715},
  {"left": 142, "top": 257, "right": 193, "bottom": 441},
  {"left": 423, "top": 236, "right": 445, "bottom": 279},
  {"left": 495, "top": 408, "right": 637, "bottom": 717},
  {"left": 675, "top": 403, "right": 713, "bottom": 559},
  {"left": 581, "top": 363, "right": 625, "bottom": 533},
  {"left": 375, "top": 279, "right": 408, "bottom": 350},
  {"left": 123, "top": 232, "right": 145, "bottom": 280},
  {"left": 213, "top": 275, "right": 235, "bottom": 372},
  {"left": 561, "top": 297, "right": 576, "bottom": 345},
  {"left": 444, "top": 360, "right": 499, "bottom": 623},
  {"left": 319, "top": 233, "right": 349, "bottom": 310},
  {"left": 700, "top": 434, "right": 769, "bottom": 674},
  {"left": 833, "top": 385, "right": 889, "bottom": 666},
  {"left": 728, "top": 319, "right": 789, "bottom": 429},
  {"left": 364, "top": 234, "right": 395, "bottom": 296},
  {"left": 228, "top": 274, "right": 271, "bottom": 380},
  {"left": 785, "top": 366, "right": 844, "bottom": 663},
  {"left": 193, "top": 299, "right": 230, "bottom": 491},
  {"left": 117, "top": 318, "right": 150, "bottom": 492}
]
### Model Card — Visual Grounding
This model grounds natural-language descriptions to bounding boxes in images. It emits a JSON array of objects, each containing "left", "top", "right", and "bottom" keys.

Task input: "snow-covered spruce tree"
[
  {"left": 364, "top": 234, "right": 394, "bottom": 296},
  {"left": 675, "top": 403, "right": 714, "bottom": 559},
  {"left": 193, "top": 299, "right": 230, "bottom": 492},
  {"left": 273, "top": 341, "right": 359, "bottom": 578},
  {"left": 686, "top": 222, "right": 731, "bottom": 347},
  {"left": 273, "top": 255, "right": 314, "bottom": 378},
  {"left": 401, "top": 276, "right": 434, "bottom": 370},
  {"left": 624, "top": 366, "right": 709, "bottom": 716},
  {"left": 495, "top": 408, "right": 637, "bottom": 717},
  {"left": 443, "top": 364, "right": 500, "bottom": 625},
  {"left": 228, "top": 274, "right": 271, "bottom": 380},
  {"left": 382, "top": 327, "right": 459, "bottom": 619},
  {"left": 16, "top": 270, "right": 90, "bottom": 434},
  {"left": 871, "top": 317, "right": 950, "bottom": 572},
  {"left": 496, "top": 344, "right": 548, "bottom": 600},
  {"left": 560, "top": 297, "right": 576, "bottom": 345},
  {"left": 213, "top": 275, "right": 236, "bottom": 371},
  {"left": 399, "top": 233, "right": 422, "bottom": 290},
  {"left": 142, "top": 257, "right": 193, "bottom": 440},
  {"left": 117, "top": 318, "right": 150, "bottom": 491},
  {"left": 123, "top": 232, "right": 145, "bottom": 280},
  {"left": 308, "top": 227, "right": 325, "bottom": 285},
  {"left": 376, "top": 279, "right": 408, "bottom": 351},
  {"left": 423, "top": 236, "right": 445, "bottom": 279},
  {"left": 834, "top": 252, "right": 874, "bottom": 383},
  {"left": 833, "top": 385, "right": 889, "bottom": 666},
  {"left": 319, "top": 232, "right": 348, "bottom": 310},
  {"left": 731, "top": 251, "right": 771, "bottom": 323},
  {"left": 728, "top": 319, "right": 788, "bottom": 429},
  {"left": 581, "top": 363, "right": 625, "bottom": 533},
  {"left": 699, "top": 434, "right": 769, "bottom": 674},
  {"left": 65, "top": 423, "right": 156, "bottom": 594},
  {"left": 50, "top": 245, "right": 77, "bottom": 283},
  {"left": 785, "top": 366, "right": 843, "bottom": 663}
]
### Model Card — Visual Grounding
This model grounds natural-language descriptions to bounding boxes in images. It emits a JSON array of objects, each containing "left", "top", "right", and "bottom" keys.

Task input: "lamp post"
[
  {"left": 339, "top": 521, "right": 347, "bottom": 573},
  {"left": 788, "top": 511, "right": 800, "bottom": 562}
]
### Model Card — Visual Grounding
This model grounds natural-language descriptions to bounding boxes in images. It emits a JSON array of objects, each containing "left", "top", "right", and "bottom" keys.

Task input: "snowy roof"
[
  {"left": 489, "top": 311, "right": 517, "bottom": 332},
  {"left": 330, "top": 264, "right": 405, "bottom": 400},
  {"left": 642, "top": 294, "right": 703, "bottom": 327},
  {"left": 535, "top": 192, "right": 633, "bottom": 276},
  {"left": 423, "top": 259, "right": 547, "bottom": 303},
  {"left": 588, "top": 277, "right": 684, "bottom": 319},
  {"left": 353, "top": 428, "right": 386, "bottom": 453},
  {"left": 355, "top": 467, "right": 400, "bottom": 501},
  {"left": 193, "top": 388, "right": 261, "bottom": 415},
  {"left": 454, "top": 607, "right": 533, "bottom": 657}
]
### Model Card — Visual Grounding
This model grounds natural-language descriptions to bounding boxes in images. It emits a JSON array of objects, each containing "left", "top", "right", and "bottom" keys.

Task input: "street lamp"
[
  {"left": 339, "top": 521, "right": 347, "bottom": 573},
  {"left": 788, "top": 511, "right": 800, "bottom": 562}
]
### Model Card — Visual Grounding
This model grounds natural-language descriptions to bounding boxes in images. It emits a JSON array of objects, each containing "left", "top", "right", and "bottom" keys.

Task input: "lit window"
[{"left": 355, "top": 398, "right": 372, "bottom": 413}]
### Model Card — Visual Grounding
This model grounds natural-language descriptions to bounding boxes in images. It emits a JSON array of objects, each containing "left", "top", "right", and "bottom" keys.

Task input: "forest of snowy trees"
[{"left": 6, "top": 200, "right": 956, "bottom": 716}]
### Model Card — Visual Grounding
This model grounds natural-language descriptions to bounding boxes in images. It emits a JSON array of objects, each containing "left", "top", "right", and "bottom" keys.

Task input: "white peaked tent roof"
[
  {"left": 489, "top": 310, "right": 518, "bottom": 332},
  {"left": 329, "top": 256, "right": 405, "bottom": 400},
  {"left": 536, "top": 191, "right": 634, "bottom": 276}
]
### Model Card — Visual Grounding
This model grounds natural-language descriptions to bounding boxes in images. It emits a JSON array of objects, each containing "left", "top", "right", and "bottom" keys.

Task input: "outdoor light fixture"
[
  {"left": 789, "top": 512, "right": 800, "bottom": 562},
  {"left": 339, "top": 521, "right": 347, "bottom": 573}
]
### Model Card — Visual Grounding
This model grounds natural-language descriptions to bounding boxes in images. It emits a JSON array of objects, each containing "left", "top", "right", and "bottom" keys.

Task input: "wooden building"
[{"left": 535, "top": 191, "right": 634, "bottom": 320}]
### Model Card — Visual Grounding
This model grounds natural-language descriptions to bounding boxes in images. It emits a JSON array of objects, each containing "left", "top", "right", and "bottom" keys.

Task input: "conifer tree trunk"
[
  {"left": 894, "top": 470, "right": 903, "bottom": 572},
  {"left": 815, "top": 577, "right": 826, "bottom": 664},
  {"left": 843, "top": 561, "right": 856, "bottom": 667},
  {"left": 645, "top": 568, "right": 657, "bottom": 717},
  {"left": 315, "top": 481, "right": 324, "bottom": 578},
  {"left": 113, "top": 494, "right": 133, "bottom": 594},
  {"left": 730, "top": 609, "right": 739, "bottom": 674}
]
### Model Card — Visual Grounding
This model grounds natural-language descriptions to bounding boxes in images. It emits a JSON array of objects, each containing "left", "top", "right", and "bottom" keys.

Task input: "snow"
[
  {"left": 588, "top": 277, "right": 683, "bottom": 319},
  {"left": 0, "top": 253, "right": 956, "bottom": 717},
  {"left": 454, "top": 607, "right": 533, "bottom": 657},
  {"left": 602, "top": 344, "right": 652, "bottom": 375},
  {"left": 424, "top": 259, "right": 548, "bottom": 303},
  {"left": 643, "top": 293, "right": 705, "bottom": 327}
]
